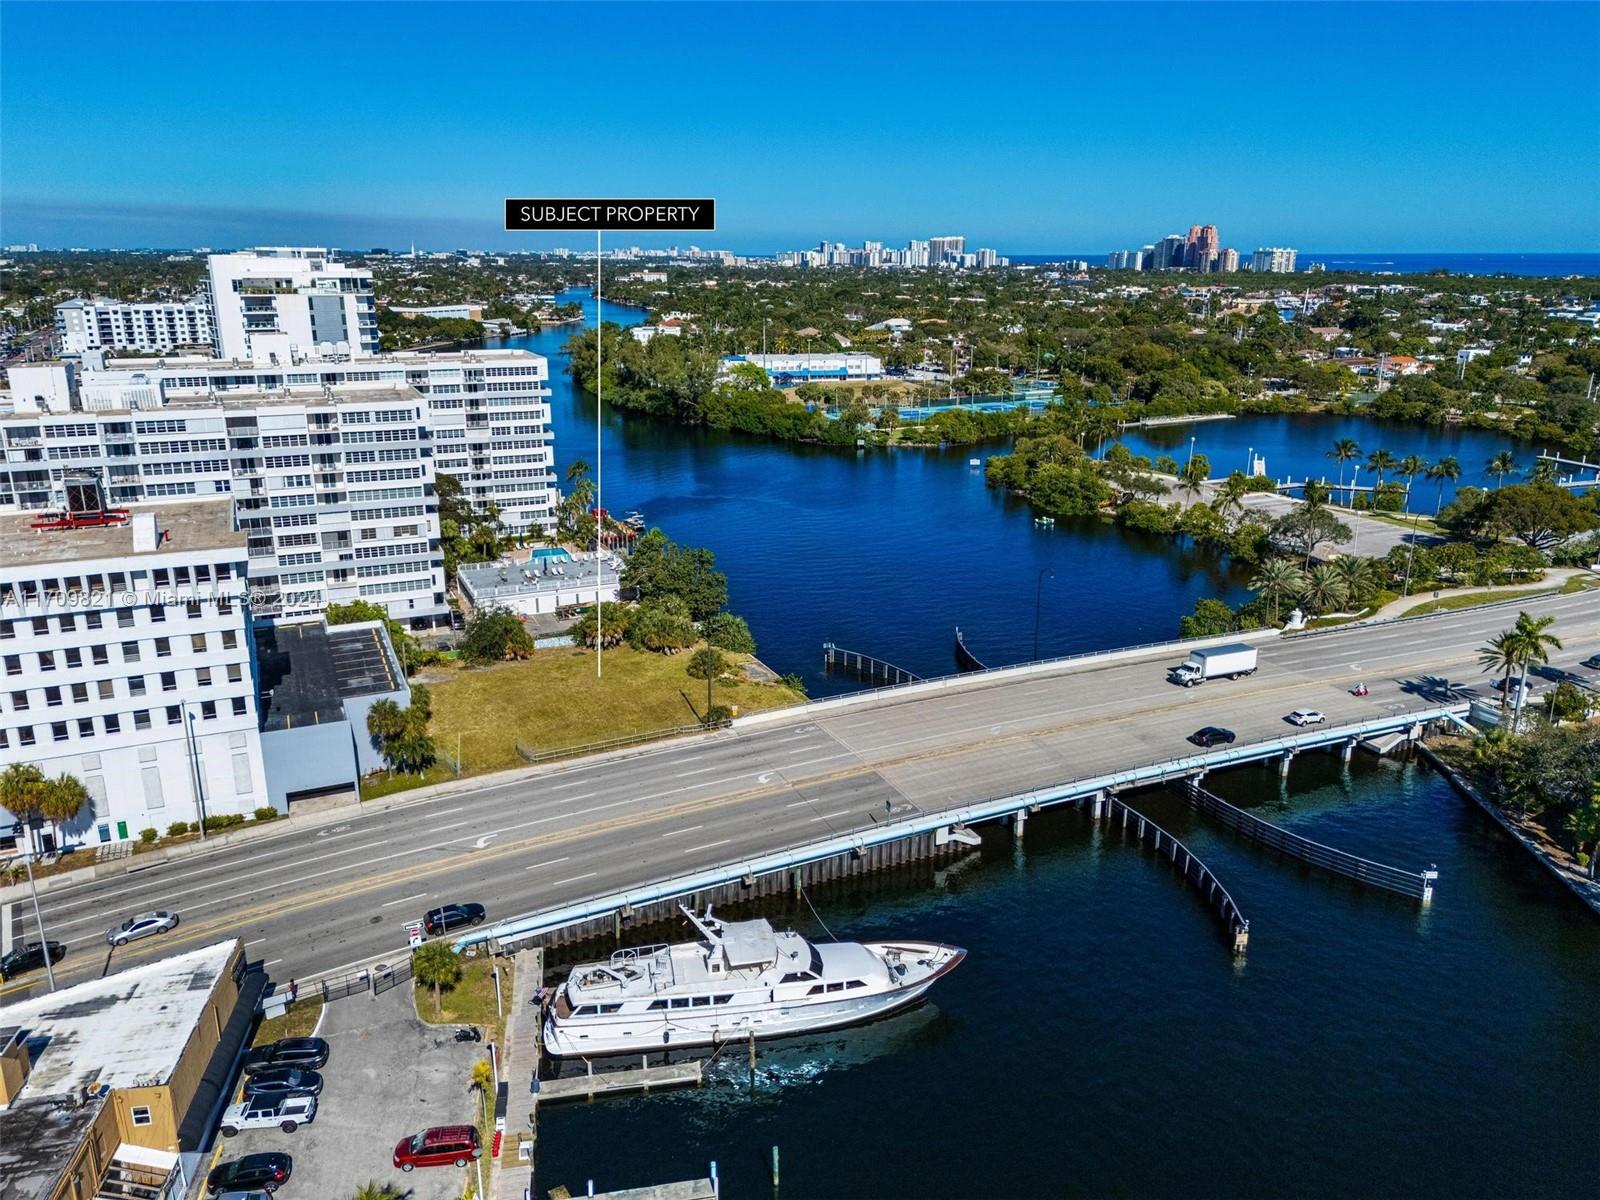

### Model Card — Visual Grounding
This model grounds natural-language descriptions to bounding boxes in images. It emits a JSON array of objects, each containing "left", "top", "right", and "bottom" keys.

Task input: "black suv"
[
  {"left": 0, "top": 941, "right": 65, "bottom": 982},
  {"left": 206, "top": 1152, "right": 292, "bottom": 1194},
  {"left": 243, "top": 1036, "right": 330, "bottom": 1073},
  {"left": 243, "top": 1066, "right": 323, "bottom": 1098},
  {"left": 1188, "top": 726, "right": 1237, "bottom": 748},
  {"left": 423, "top": 903, "right": 486, "bottom": 936}
]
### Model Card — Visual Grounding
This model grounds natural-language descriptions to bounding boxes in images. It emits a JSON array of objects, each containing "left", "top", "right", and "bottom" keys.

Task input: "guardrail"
[
  {"left": 1107, "top": 796, "right": 1249, "bottom": 954},
  {"left": 458, "top": 705, "right": 1465, "bottom": 955},
  {"left": 823, "top": 643, "right": 920, "bottom": 687},
  {"left": 516, "top": 720, "right": 730, "bottom": 765},
  {"left": 1182, "top": 780, "right": 1437, "bottom": 902}
]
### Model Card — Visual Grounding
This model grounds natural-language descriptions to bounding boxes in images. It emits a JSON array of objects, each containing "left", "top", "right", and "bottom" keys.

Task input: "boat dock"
[
  {"left": 553, "top": 1176, "right": 719, "bottom": 1200},
  {"left": 538, "top": 1058, "right": 703, "bottom": 1104}
]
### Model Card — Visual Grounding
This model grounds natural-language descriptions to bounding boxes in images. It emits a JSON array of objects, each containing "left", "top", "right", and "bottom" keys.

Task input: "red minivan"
[{"left": 393, "top": 1125, "right": 482, "bottom": 1171}]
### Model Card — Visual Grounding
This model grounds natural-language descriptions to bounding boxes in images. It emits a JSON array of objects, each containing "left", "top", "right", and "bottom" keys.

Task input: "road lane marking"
[
  {"left": 549, "top": 873, "right": 598, "bottom": 887},
  {"left": 681, "top": 839, "right": 732, "bottom": 855},
  {"left": 808, "top": 811, "right": 852, "bottom": 823},
  {"left": 473, "top": 834, "right": 500, "bottom": 849},
  {"left": 434, "top": 820, "right": 478, "bottom": 832},
  {"left": 523, "top": 857, "right": 571, "bottom": 872},
  {"left": 674, "top": 765, "right": 725, "bottom": 777},
  {"left": 381, "top": 893, "right": 430, "bottom": 908},
  {"left": 659, "top": 825, "right": 703, "bottom": 839},
  {"left": 245, "top": 938, "right": 267, "bottom": 947}
]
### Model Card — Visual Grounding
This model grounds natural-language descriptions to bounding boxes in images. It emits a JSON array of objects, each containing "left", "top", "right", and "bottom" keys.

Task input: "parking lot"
[{"left": 217, "top": 981, "right": 484, "bottom": 1199}]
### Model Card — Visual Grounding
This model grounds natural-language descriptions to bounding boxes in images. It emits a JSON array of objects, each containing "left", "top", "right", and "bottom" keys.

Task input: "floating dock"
[{"left": 537, "top": 1059, "right": 703, "bottom": 1104}]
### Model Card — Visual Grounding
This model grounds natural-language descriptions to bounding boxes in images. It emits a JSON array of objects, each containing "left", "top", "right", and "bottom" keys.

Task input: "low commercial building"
[
  {"left": 0, "top": 500, "right": 268, "bottom": 853},
  {"left": 457, "top": 549, "right": 622, "bottom": 617},
  {"left": 722, "top": 352, "right": 884, "bottom": 386},
  {"left": 0, "top": 939, "right": 252, "bottom": 1200},
  {"left": 388, "top": 302, "right": 486, "bottom": 321}
]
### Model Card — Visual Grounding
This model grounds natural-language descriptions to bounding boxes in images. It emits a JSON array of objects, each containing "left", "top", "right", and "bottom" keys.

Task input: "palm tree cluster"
[
  {"left": 1326, "top": 439, "right": 1469, "bottom": 513},
  {"left": 365, "top": 687, "right": 437, "bottom": 775},
  {"left": 0, "top": 764, "right": 89, "bottom": 854},
  {"left": 1249, "top": 554, "right": 1385, "bottom": 620},
  {"left": 1478, "top": 612, "right": 1563, "bottom": 721}
]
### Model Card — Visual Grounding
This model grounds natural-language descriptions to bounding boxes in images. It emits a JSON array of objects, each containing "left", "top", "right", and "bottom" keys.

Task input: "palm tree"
[
  {"left": 1396, "top": 454, "right": 1426, "bottom": 511},
  {"left": 1211, "top": 473, "right": 1250, "bottom": 528},
  {"left": 352, "top": 1183, "right": 403, "bottom": 1200},
  {"left": 1508, "top": 612, "right": 1562, "bottom": 726},
  {"left": 0, "top": 764, "right": 48, "bottom": 854},
  {"left": 1487, "top": 450, "right": 1517, "bottom": 489},
  {"left": 1365, "top": 448, "right": 1398, "bottom": 494},
  {"left": 412, "top": 941, "right": 463, "bottom": 1015},
  {"left": 1427, "top": 455, "right": 1461, "bottom": 513},
  {"left": 40, "top": 774, "right": 88, "bottom": 849},
  {"left": 1329, "top": 555, "right": 1381, "bottom": 606},
  {"left": 1249, "top": 558, "right": 1306, "bottom": 625},
  {"left": 1328, "top": 438, "right": 1361, "bottom": 496},
  {"left": 1299, "top": 563, "right": 1351, "bottom": 614},
  {"left": 1529, "top": 458, "right": 1557, "bottom": 485}
]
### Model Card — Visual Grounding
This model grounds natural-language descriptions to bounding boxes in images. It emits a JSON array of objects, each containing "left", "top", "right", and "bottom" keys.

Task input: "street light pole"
[
  {"left": 1033, "top": 567, "right": 1055, "bottom": 661},
  {"left": 22, "top": 851, "right": 56, "bottom": 992},
  {"left": 185, "top": 708, "right": 208, "bottom": 840}
]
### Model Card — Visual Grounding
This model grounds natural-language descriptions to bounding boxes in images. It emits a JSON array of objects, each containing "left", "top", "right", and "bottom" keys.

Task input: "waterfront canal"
[
  {"left": 498, "top": 292, "right": 1537, "bottom": 696},
  {"left": 533, "top": 756, "right": 1600, "bottom": 1200}
]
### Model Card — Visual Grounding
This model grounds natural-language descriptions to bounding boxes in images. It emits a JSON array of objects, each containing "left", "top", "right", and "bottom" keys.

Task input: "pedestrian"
[{"left": 288, "top": 979, "right": 298, "bottom": 1003}]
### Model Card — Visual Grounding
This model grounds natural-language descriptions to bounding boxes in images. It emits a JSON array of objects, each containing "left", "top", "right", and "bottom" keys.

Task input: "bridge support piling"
[
  {"left": 1012, "top": 809, "right": 1027, "bottom": 838},
  {"left": 1278, "top": 751, "right": 1295, "bottom": 779},
  {"left": 1341, "top": 739, "right": 1356, "bottom": 764},
  {"left": 1090, "top": 789, "right": 1107, "bottom": 821}
]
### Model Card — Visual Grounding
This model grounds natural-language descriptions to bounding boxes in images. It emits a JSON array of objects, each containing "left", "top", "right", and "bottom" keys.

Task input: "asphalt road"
[{"left": 4, "top": 591, "right": 1596, "bottom": 1002}]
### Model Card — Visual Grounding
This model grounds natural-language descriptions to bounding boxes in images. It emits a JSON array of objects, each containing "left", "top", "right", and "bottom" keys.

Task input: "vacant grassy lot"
[
  {"left": 423, "top": 645, "right": 804, "bottom": 773},
  {"left": 251, "top": 996, "right": 324, "bottom": 1046},
  {"left": 413, "top": 954, "right": 509, "bottom": 1044}
]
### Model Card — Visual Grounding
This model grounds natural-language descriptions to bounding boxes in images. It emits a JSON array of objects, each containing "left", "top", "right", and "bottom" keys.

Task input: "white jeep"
[{"left": 219, "top": 1093, "right": 317, "bottom": 1136}]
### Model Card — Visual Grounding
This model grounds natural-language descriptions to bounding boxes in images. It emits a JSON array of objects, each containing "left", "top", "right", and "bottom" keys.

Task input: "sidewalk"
[{"left": 1361, "top": 568, "right": 1592, "bottom": 622}]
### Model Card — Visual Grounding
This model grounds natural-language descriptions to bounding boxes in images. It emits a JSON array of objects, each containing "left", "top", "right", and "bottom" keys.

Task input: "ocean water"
[{"left": 1011, "top": 252, "right": 1600, "bottom": 278}]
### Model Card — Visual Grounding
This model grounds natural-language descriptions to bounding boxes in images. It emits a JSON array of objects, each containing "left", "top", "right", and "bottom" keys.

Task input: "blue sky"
[{"left": 3, "top": 2, "right": 1597, "bottom": 252}]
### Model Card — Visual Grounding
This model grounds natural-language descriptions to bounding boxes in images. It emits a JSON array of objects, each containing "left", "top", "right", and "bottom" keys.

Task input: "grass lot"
[
  {"left": 412, "top": 954, "right": 509, "bottom": 1045},
  {"left": 1338, "top": 508, "right": 1447, "bottom": 535},
  {"left": 251, "top": 996, "right": 324, "bottom": 1046},
  {"left": 1401, "top": 586, "right": 1563, "bottom": 617},
  {"left": 422, "top": 645, "right": 805, "bottom": 774}
]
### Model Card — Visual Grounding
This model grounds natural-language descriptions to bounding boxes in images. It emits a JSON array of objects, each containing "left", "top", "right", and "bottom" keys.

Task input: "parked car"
[
  {"left": 206, "top": 1152, "right": 292, "bottom": 1193},
  {"left": 422, "top": 903, "right": 486, "bottom": 936},
  {"left": 1581, "top": 654, "right": 1600, "bottom": 670},
  {"left": 242, "top": 1067, "right": 323, "bottom": 1099},
  {"left": 1492, "top": 677, "right": 1535, "bottom": 695},
  {"left": 219, "top": 1095, "right": 317, "bottom": 1137},
  {"left": 1286, "top": 709, "right": 1327, "bottom": 726},
  {"left": 105, "top": 910, "right": 178, "bottom": 946},
  {"left": 0, "top": 940, "right": 64, "bottom": 981},
  {"left": 1188, "top": 726, "right": 1237, "bottom": 748},
  {"left": 393, "top": 1124, "right": 483, "bottom": 1171},
  {"left": 214, "top": 1192, "right": 273, "bottom": 1200},
  {"left": 243, "top": 1037, "right": 330, "bottom": 1073}
]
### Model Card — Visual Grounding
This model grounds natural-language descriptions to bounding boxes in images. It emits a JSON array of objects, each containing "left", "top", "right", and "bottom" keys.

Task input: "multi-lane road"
[{"left": 2, "top": 590, "right": 1596, "bottom": 1003}]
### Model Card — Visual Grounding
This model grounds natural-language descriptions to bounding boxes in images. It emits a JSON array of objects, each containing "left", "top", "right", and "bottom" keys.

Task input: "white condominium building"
[
  {"left": 205, "top": 246, "right": 381, "bottom": 362},
  {"left": 0, "top": 348, "right": 557, "bottom": 624},
  {"left": 1251, "top": 247, "right": 1299, "bottom": 274},
  {"left": 0, "top": 501, "right": 268, "bottom": 853},
  {"left": 54, "top": 297, "right": 213, "bottom": 356}
]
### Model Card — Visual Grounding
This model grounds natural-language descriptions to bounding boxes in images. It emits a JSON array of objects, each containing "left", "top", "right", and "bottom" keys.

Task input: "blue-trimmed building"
[{"left": 723, "top": 352, "right": 885, "bottom": 387}]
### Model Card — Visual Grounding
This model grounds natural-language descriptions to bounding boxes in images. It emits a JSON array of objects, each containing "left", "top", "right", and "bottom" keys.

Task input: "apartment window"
[
  {"left": 0, "top": 730, "right": 6, "bottom": 749},
  {"left": 31, "top": 617, "right": 48, "bottom": 636},
  {"left": 155, "top": 638, "right": 171, "bottom": 658},
  {"left": 128, "top": 676, "right": 147, "bottom": 697},
  {"left": 70, "top": 683, "right": 88, "bottom": 704},
  {"left": 185, "top": 600, "right": 202, "bottom": 619},
  {"left": 226, "top": 663, "right": 242, "bottom": 684},
  {"left": 218, "top": 597, "right": 234, "bottom": 616},
  {"left": 231, "top": 696, "right": 247, "bottom": 717},
  {"left": 195, "top": 564, "right": 211, "bottom": 583},
  {"left": 3, "top": 655, "right": 19, "bottom": 676},
  {"left": 64, "top": 648, "right": 82, "bottom": 669},
  {"left": 152, "top": 570, "right": 170, "bottom": 588},
  {"left": 117, "top": 610, "right": 135, "bottom": 629},
  {"left": 10, "top": 690, "right": 27, "bottom": 711},
  {"left": 201, "top": 700, "right": 217, "bottom": 720},
  {"left": 174, "top": 567, "right": 191, "bottom": 586},
  {"left": 160, "top": 672, "right": 177, "bottom": 692},
  {"left": 122, "top": 641, "right": 140, "bottom": 663},
  {"left": 51, "top": 721, "right": 68, "bottom": 742},
  {"left": 0, "top": 620, "right": 12, "bottom": 640},
  {"left": 148, "top": 605, "right": 166, "bottom": 624},
  {"left": 18, "top": 726, "right": 34, "bottom": 747},
  {"left": 221, "top": 630, "right": 238, "bottom": 650},
  {"left": 129, "top": 1106, "right": 152, "bottom": 1127},
  {"left": 45, "top": 686, "right": 62, "bottom": 708},
  {"left": 38, "top": 651, "right": 55, "bottom": 672},
  {"left": 86, "top": 612, "right": 102, "bottom": 631},
  {"left": 190, "top": 633, "right": 207, "bottom": 654},
  {"left": 91, "top": 645, "right": 109, "bottom": 666},
  {"left": 57, "top": 614, "right": 76, "bottom": 633},
  {"left": 196, "top": 667, "right": 211, "bottom": 687},
  {"left": 104, "top": 713, "right": 121, "bottom": 734},
  {"left": 133, "top": 710, "right": 151, "bottom": 731},
  {"left": 165, "top": 706, "right": 181, "bottom": 726},
  {"left": 77, "top": 718, "right": 94, "bottom": 739},
  {"left": 97, "top": 680, "right": 114, "bottom": 701}
]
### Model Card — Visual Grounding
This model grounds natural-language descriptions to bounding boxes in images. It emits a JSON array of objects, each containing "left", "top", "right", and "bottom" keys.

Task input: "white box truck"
[{"left": 1169, "top": 643, "right": 1258, "bottom": 687}]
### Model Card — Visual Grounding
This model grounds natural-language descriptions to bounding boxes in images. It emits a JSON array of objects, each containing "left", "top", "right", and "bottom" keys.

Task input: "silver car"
[{"left": 106, "top": 909, "right": 179, "bottom": 946}]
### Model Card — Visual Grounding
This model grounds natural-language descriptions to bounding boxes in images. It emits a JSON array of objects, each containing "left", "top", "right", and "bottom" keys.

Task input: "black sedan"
[
  {"left": 0, "top": 940, "right": 64, "bottom": 982},
  {"left": 243, "top": 1037, "right": 330, "bottom": 1074},
  {"left": 1582, "top": 654, "right": 1600, "bottom": 670},
  {"left": 207, "top": 1152, "right": 292, "bottom": 1194},
  {"left": 242, "top": 1067, "right": 323, "bottom": 1098},
  {"left": 423, "top": 903, "right": 486, "bottom": 936},
  {"left": 1188, "top": 726, "right": 1238, "bottom": 748}
]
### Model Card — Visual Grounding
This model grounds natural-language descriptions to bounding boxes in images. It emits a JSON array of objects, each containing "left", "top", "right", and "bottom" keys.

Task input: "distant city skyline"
[{"left": 3, "top": 3, "right": 1597, "bottom": 253}]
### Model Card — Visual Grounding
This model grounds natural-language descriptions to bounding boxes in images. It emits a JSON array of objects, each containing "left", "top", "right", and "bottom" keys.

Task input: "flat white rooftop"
[
  {"left": 0, "top": 499, "right": 243, "bottom": 570},
  {"left": 0, "top": 939, "right": 238, "bottom": 1099}
]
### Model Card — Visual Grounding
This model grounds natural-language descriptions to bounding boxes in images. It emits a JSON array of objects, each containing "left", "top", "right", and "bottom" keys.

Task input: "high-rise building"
[
  {"left": 55, "top": 298, "right": 213, "bottom": 357},
  {"left": 1156, "top": 234, "right": 1187, "bottom": 270},
  {"left": 1186, "top": 224, "right": 1220, "bottom": 272},
  {"left": 928, "top": 236, "right": 966, "bottom": 266},
  {"left": 205, "top": 247, "right": 380, "bottom": 363},
  {"left": 975, "top": 248, "right": 999, "bottom": 269},
  {"left": 1251, "top": 247, "right": 1299, "bottom": 273},
  {"left": 1218, "top": 248, "right": 1240, "bottom": 273}
]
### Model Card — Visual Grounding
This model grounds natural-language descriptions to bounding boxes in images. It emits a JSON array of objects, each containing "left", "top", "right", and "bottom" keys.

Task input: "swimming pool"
[{"left": 529, "top": 548, "right": 572, "bottom": 562}]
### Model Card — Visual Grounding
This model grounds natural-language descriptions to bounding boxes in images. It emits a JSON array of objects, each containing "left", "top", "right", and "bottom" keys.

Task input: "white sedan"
[
  {"left": 1287, "top": 709, "right": 1327, "bottom": 726},
  {"left": 105, "top": 910, "right": 179, "bottom": 946}
]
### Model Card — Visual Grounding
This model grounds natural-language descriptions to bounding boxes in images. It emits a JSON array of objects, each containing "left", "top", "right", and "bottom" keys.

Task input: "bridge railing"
[
  {"left": 1182, "top": 780, "right": 1437, "bottom": 902},
  {"left": 1107, "top": 796, "right": 1249, "bottom": 955}
]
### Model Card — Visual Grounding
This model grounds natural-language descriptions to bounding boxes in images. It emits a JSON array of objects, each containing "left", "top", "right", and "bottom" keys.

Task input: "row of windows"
[
  {"left": 346, "top": 467, "right": 423, "bottom": 484},
  {"left": 261, "top": 434, "right": 310, "bottom": 448},
  {"left": 144, "top": 458, "right": 230, "bottom": 476},
  {"left": 1, "top": 661, "right": 244, "bottom": 711},
  {"left": 141, "top": 438, "right": 227, "bottom": 454},
  {"left": 341, "top": 427, "right": 419, "bottom": 443},
  {"left": 2, "top": 599, "right": 231, "bottom": 640},
  {"left": 264, "top": 454, "right": 312, "bottom": 468},
  {"left": 350, "top": 485, "right": 424, "bottom": 502},
  {"left": 344, "top": 448, "right": 418, "bottom": 464},
  {"left": 358, "top": 577, "right": 434, "bottom": 597},
  {"left": 356, "top": 558, "right": 432, "bottom": 579},
  {"left": 1, "top": 563, "right": 238, "bottom": 606},
  {"left": 0, "top": 696, "right": 248, "bottom": 749},
  {"left": 350, "top": 504, "right": 427, "bottom": 522},
  {"left": 353, "top": 541, "right": 428, "bottom": 560},
  {"left": 2, "top": 628, "right": 240, "bottom": 674}
]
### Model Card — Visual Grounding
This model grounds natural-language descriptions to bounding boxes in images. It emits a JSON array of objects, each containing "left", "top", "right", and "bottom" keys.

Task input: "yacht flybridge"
[{"left": 542, "top": 905, "right": 965, "bottom": 1057}]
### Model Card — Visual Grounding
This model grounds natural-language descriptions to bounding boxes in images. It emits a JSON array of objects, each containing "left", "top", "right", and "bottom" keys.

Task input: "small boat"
[
  {"left": 542, "top": 905, "right": 964, "bottom": 1057},
  {"left": 1034, "top": 515, "right": 1056, "bottom": 527}
]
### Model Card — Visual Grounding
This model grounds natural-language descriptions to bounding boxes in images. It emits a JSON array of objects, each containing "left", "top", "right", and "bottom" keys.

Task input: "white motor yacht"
[{"left": 542, "top": 905, "right": 964, "bottom": 1057}]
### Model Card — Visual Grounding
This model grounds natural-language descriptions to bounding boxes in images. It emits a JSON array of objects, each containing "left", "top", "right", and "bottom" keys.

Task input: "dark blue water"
[
  {"left": 1011, "top": 252, "right": 1600, "bottom": 278},
  {"left": 533, "top": 757, "right": 1600, "bottom": 1199},
  {"left": 496, "top": 292, "right": 1527, "bottom": 695}
]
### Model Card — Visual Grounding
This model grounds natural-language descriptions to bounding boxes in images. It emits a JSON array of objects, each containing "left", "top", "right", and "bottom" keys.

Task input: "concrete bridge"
[{"left": 5, "top": 590, "right": 1597, "bottom": 998}]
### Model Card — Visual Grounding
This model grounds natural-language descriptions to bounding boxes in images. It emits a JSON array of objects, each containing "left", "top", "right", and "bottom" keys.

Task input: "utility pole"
[
  {"left": 186, "top": 707, "right": 208, "bottom": 840},
  {"left": 22, "top": 853, "right": 56, "bottom": 992}
]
